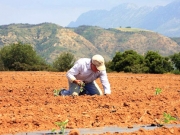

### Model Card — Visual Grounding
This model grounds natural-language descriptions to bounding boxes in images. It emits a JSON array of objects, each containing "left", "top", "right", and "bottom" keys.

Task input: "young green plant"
[
  {"left": 155, "top": 88, "right": 162, "bottom": 95},
  {"left": 159, "top": 112, "right": 177, "bottom": 126},
  {"left": 51, "top": 119, "right": 69, "bottom": 134},
  {"left": 53, "top": 89, "right": 61, "bottom": 96},
  {"left": 75, "top": 81, "right": 85, "bottom": 92},
  {"left": 79, "top": 81, "right": 85, "bottom": 92}
]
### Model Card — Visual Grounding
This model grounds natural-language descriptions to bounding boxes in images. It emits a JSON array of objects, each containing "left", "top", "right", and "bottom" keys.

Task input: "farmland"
[{"left": 0, "top": 72, "right": 180, "bottom": 134}]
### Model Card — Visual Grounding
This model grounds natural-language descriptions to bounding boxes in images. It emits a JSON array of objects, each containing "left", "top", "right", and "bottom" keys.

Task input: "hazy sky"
[{"left": 0, "top": 0, "right": 176, "bottom": 27}]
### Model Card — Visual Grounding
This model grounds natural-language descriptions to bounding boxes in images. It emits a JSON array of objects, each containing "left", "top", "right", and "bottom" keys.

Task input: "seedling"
[
  {"left": 162, "top": 112, "right": 177, "bottom": 124},
  {"left": 53, "top": 89, "right": 61, "bottom": 96},
  {"left": 158, "top": 112, "right": 177, "bottom": 126},
  {"left": 155, "top": 88, "right": 162, "bottom": 95},
  {"left": 75, "top": 81, "right": 85, "bottom": 92},
  {"left": 51, "top": 119, "right": 69, "bottom": 134},
  {"left": 79, "top": 82, "right": 85, "bottom": 92}
]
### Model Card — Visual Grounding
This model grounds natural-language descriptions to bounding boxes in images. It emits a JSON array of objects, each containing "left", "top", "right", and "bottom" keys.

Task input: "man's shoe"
[
  {"left": 53, "top": 89, "right": 66, "bottom": 96},
  {"left": 59, "top": 89, "right": 66, "bottom": 96}
]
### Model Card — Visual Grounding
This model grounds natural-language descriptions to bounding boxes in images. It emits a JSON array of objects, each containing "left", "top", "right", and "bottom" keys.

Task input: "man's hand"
[{"left": 73, "top": 80, "right": 84, "bottom": 86}]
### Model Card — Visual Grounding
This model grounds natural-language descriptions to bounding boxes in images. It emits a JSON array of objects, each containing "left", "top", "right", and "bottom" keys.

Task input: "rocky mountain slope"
[
  {"left": 0, "top": 23, "right": 180, "bottom": 63},
  {"left": 68, "top": 1, "right": 180, "bottom": 37}
]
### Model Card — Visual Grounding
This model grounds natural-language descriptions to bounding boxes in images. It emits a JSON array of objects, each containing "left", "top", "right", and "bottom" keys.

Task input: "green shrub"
[
  {"left": 53, "top": 52, "right": 75, "bottom": 72},
  {"left": 0, "top": 42, "right": 49, "bottom": 71}
]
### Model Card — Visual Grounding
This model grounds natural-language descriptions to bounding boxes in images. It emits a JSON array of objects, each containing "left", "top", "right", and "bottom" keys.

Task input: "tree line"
[{"left": 0, "top": 42, "right": 180, "bottom": 74}]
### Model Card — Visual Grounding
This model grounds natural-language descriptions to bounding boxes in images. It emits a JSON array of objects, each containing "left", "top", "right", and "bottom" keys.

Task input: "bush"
[
  {"left": 170, "top": 52, "right": 180, "bottom": 70},
  {"left": 0, "top": 56, "right": 5, "bottom": 71},
  {"left": 0, "top": 42, "right": 49, "bottom": 71},
  {"left": 144, "top": 51, "right": 173, "bottom": 74},
  {"left": 172, "top": 69, "right": 180, "bottom": 75},
  {"left": 53, "top": 52, "right": 76, "bottom": 72},
  {"left": 110, "top": 50, "right": 147, "bottom": 73}
]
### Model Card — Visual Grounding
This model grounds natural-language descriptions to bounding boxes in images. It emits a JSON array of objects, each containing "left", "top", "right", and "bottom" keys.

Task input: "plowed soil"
[{"left": 0, "top": 72, "right": 180, "bottom": 135}]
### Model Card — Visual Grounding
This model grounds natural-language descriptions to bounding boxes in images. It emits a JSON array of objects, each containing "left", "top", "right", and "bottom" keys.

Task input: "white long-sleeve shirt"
[{"left": 66, "top": 58, "right": 111, "bottom": 94}]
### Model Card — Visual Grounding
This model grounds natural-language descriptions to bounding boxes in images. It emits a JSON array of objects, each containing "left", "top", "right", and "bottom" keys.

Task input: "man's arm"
[
  {"left": 66, "top": 61, "right": 80, "bottom": 83},
  {"left": 99, "top": 71, "right": 111, "bottom": 95}
]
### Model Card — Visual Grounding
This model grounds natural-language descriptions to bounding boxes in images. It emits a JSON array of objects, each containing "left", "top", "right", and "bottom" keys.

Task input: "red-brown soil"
[{"left": 0, "top": 72, "right": 180, "bottom": 135}]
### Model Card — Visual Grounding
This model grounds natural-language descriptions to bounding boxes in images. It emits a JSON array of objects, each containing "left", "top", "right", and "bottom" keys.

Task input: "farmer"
[{"left": 59, "top": 54, "right": 111, "bottom": 96}]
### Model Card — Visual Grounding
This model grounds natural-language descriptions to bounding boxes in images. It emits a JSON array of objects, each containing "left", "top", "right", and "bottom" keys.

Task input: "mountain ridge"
[
  {"left": 68, "top": 1, "right": 180, "bottom": 37},
  {"left": 0, "top": 23, "right": 180, "bottom": 63}
]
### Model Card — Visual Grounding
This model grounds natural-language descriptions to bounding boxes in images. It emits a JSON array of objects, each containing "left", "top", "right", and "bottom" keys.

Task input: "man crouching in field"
[{"left": 59, "top": 54, "right": 111, "bottom": 96}]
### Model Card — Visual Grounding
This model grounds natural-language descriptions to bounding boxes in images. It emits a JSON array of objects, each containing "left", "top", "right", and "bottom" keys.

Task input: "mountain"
[
  {"left": 71, "top": 25, "right": 180, "bottom": 58},
  {"left": 68, "top": 1, "right": 180, "bottom": 37},
  {"left": 171, "top": 37, "right": 180, "bottom": 45},
  {"left": 0, "top": 23, "right": 99, "bottom": 63},
  {"left": 0, "top": 23, "right": 180, "bottom": 63}
]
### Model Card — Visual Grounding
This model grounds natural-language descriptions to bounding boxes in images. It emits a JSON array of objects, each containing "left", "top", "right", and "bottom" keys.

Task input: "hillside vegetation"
[{"left": 0, "top": 23, "right": 180, "bottom": 63}]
